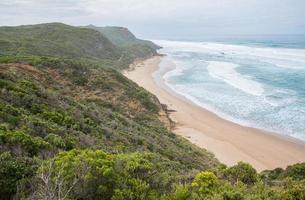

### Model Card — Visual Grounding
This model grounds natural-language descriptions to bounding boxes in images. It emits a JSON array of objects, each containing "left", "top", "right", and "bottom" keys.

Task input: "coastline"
[{"left": 124, "top": 56, "right": 305, "bottom": 172}]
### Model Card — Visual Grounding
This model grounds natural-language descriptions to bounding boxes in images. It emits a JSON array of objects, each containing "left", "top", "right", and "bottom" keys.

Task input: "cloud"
[{"left": 0, "top": 0, "right": 304, "bottom": 37}]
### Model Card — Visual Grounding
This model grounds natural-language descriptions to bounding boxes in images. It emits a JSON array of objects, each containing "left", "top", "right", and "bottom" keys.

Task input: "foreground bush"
[
  {"left": 224, "top": 162, "right": 258, "bottom": 185},
  {"left": 0, "top": 152, "right": 36, "bottom": 199},
  {"left": 29, "top": 150, "right": 170, "bottom": 200}
]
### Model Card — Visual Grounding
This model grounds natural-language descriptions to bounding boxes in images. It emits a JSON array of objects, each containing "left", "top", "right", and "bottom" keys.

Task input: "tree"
[{"left": 191, "top": 171, "right": 219, "bottom": 198}]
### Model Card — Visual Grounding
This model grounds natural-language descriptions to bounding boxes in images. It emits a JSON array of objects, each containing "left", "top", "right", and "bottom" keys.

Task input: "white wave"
[
  {"left": 161, "top": 79, "right": 256, "bottom": 130},
  {"left": 263, "top": 89, "right": 297, "bottom": 107},
  {"left": 154, "top": 41, "right": 305, "bottom": 141},
  {"left": 154, "top": 40, "right": 305, "bottom": 69},
  {"left": 202, "top": 42, "right": 305, "bottom": 69},
  {"left": 206, "top": 61, "right": 264, "bottom": 96}
]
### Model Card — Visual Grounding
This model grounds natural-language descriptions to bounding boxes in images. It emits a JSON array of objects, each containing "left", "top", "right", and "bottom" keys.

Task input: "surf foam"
[{"left": 206, "top": 61, "right": 264, "bottom": 96}]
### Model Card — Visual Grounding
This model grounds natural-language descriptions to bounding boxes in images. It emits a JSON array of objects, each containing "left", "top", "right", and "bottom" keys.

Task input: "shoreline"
[
  {"left": 153, "top": 57, "right": 305, "bottom": 146},
  {"left": 124, "top": 56, "right": 305, "bottom": 171}
]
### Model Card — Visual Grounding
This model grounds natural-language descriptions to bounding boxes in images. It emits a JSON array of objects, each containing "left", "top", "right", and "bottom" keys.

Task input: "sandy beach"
[{"left": 124, "top": 56, "right": 305, "bottom": 172}]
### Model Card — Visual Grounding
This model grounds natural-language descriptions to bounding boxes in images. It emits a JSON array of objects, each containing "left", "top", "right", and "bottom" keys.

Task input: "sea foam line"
[
  {"left": 206, "top": 61, "right": 265, "bottom": 96},
  {"left": 159, "top": 58, "right": 257, "bottom": 129}
]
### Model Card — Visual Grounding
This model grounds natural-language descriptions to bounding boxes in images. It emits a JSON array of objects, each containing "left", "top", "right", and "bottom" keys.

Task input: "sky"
[{"left": 0, "top": 0, "right": 305, "bottom": 39}]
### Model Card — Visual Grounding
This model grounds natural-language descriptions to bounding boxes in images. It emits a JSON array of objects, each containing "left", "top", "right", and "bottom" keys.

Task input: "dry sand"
[{"left": 124, "top": 56, "right": 305, "bottom": 172}]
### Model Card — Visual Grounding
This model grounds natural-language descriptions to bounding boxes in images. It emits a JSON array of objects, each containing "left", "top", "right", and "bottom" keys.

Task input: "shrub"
[
  {"left": 113, "top": 152, "right": 156, "bottom": 200},
  {"left": 171, "top": 184, "right": 192, "bottom": 200},
  {"left": 41, "top": 110, "right": 73, "bottom": 127},
  {"left": 284, "top": 163, "right": 305, "bottom": 180},
  {"left": 17, "top": 80, "right": 39, "bottom": 93},
  {"left": 191, "top": 171, "right": 219, "bottom": 197},
  {"left": 33, "top": 149, "right": 116, "bottom": 200},
  {"left": 0, "top": 128, "right": 49, "bottom": 156},
  {"left": 45, "top": 133, "right": 66, "bottom": 149},
  {"left": 224, "top": 162, "right": 258, "bottom": 185},
  {"left": 222, "top": 191, "right": 244, "bottom": 200},
  {"left": 278, "top": 179, "right": 305, "bottom": 200},
  {"left": 0, "top": 152, "right": 36, "bottom": 199}
]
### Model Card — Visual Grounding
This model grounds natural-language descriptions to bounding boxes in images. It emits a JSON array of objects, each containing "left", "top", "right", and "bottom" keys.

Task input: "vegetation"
[
  {"left": 0, "top": 23, "right": 159, "bottom": 70},
  {"left": 0, "top": 23, "right": 119, "bottom": 60},
  {"left": 0, "top": 23, "right": 304, "bottom": 199},
  {"left": 86, "top": 25, "right": 160, "bottom": 66}
]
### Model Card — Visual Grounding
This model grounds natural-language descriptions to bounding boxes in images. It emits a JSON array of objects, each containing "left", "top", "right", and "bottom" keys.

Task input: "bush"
[
  {"left": 278, "top": 179, "right": 305, "bottom": 200},
  {"left": 222, "top": 191, "right": 244, "bottom": 200},
  {"left": 0, "top": 152, "right": 36, "bottom": 199},
  {"left": 191, "top": 171, "right": 219, "bottom": 197},
  {"left": 224, "top": 162, "right": 258, "bottom": 185},
  {"left": 284, "top": 163, "right": 305, "bottom": 180},
  {"left": 45, "top": 133, "right": 66, "bottom": 149},
  {"left": 112, "top": 152, "right": 156, "bottom": 200},
  {"left": 17, "top": 80, "right": 39, "bottom": 93},
  {"left": 0, "top": 128, "right": 49, "bottom": 156},
  {"left": 41, "top": 110, "right": 74, "bottom": 127},
  {"left": 171, "top": 185, "right": 192, "bottom": 200},
  {"left": 31, "top": 150, "right": 183, "bottom": 200},
  {"left": 33, "top": 149, "right": 116, "bottom": 200}
]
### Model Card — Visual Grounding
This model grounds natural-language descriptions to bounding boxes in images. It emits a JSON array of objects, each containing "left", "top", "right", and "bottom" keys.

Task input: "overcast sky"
[{"left": 0, "top": 0, "right": 305, "bottom": 39}]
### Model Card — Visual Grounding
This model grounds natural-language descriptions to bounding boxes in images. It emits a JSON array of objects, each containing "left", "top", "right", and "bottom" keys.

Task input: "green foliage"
[
  {"left": 0, "top": 23, "right": 160, "bottom": 70},
  {"left": 170, "top": 185, "right": 192, "bottom": 200},
  {"left": 112, "top": 153, "right": 155, "bottom": 200},
  {"left": 0, "top": 23, "right": 121, "bottom": 62},
  {"left": 0, "top": 127, "right": 49, "bottom": 156},
  {"left": 129, "top": 88, "right": 159, "bottom": 112},
  {"left": 191, "top": 171, "right": 219, "bottom": 198},
  {"left": 56, "top": 150, "right": 115, "bottom": 199},
  {"left": 246, "top": 180, "right": 277, "bottom": 199},
  {"left": 86, "top": 25, "right": 160, "bottom": 69},
  {"left": 0, "top": 57, "right": 216, "bottom": 173},
  {"left": 224, "top": 162, "right": 258, "bottom": 185},
  {"left": 222, "top": 190, "right": 244, "bottom": 200},
  {"left": 0, "top": 152, "right": 36, "bottom": 200},
  {"left": 41, "top": 109, "right": 74, "bottom": 127},
  {"left": 282, "top": 163, "right": 305, "bottom": 180},
  {"left": 262, "top": 163, "right": 305, "bottom": 183},
  {"left": 45, "top": 134, "right": 66, "bottom": 149},
  {"left": 277, "top": 179, "right": 305, "bottom": 200},
  {"left": 34, "top": 150, "right": 166, "bottom": 199},
  {"left": 17, "top": 79, "right": 39, "bottom": 93},
  {"left": 0, "top": 23, "right": 305, "bottom": 200}
]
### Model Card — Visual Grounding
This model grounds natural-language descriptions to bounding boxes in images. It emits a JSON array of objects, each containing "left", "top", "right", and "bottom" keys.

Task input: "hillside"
[
  {"left": 0, "top": 23, "right": 120, "bottom": 61},
  {"left": 86, "top": 25, "right": 160, "bottom": 64},
  {"left": 0, "top": 23, "right": 218, "bottom": 199},
  {"left": 0, "top": 23, "right": 160, "bottom": 70},
  {"left": 0, "top": 23, "right": 304, "bottom": 200}
]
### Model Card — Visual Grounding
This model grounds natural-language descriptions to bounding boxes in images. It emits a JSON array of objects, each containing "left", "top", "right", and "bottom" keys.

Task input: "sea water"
[{"left": 153, "top": 35, "right": 305, "bottom": 141}]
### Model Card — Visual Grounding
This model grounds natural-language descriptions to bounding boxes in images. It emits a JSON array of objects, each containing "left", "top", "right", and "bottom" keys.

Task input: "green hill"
[
  {"left": 0, "top": 23, "right": 160, "bottom": 70},
  {"left": 0, "top": 23, "right": 304, "bottom": 200},
  {"left": 0, "top": 56, "right": 219, "bottom": 199},
  {"left": 86, "top": 25, "right": 160, "bottom": 64},
  {"left": 0, "top": 23, "right": 218, "bottom": 199},
  {"left": 86, "top": 25, "right": 160, "bottom": 49},
  {"left": 0, "top": 23, "right": 120, "bottom": 60}
]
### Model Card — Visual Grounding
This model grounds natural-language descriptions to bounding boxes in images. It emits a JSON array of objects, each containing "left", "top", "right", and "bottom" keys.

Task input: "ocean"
[{"left": 153, "top": 35, "right": 305, "bottom": 141}]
